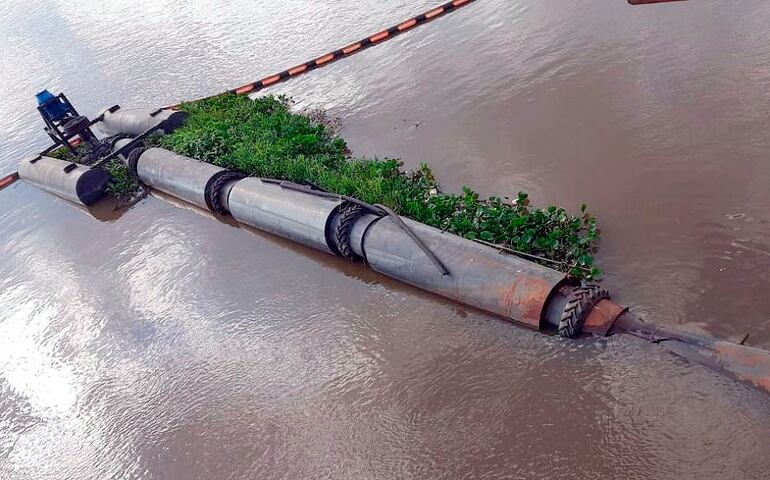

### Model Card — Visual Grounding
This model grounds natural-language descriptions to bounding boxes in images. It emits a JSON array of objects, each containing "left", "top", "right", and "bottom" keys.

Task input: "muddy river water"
[{"left": 1, "top": 1, "right": 770, "bottom": 478}]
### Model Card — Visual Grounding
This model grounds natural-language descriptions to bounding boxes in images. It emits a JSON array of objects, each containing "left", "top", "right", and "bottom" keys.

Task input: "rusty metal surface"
[
  {"left": 660, "top": 340, "right": 770, "bottom": 394},
  {"left": 582, "top": 299, "right": 627, "bottom": 336},
  {"left": 710, "top": 341, "right": 770, "bottom": 393},
  {"left": 610, "top": 311, "right": 770, "bottom": 394},
  {"left": 359, "top": 215, "right": 567, "bottom": 328}
]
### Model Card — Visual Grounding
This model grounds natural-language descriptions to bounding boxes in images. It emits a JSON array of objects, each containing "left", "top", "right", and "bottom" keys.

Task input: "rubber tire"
[
  {"left": 332, "top": 202, "right": 364, "bottom": 261},
  {"left": 558, "top": 283, "right": 610, "bottom": 339},
  {"left": 205, "top": 170, "right": 245, "bottom": 215}
]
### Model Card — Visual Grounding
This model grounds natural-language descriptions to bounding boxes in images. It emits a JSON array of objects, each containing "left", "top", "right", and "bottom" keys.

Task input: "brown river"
[{"left": 1, "top": 1, "right": 770, "bottom": 478}]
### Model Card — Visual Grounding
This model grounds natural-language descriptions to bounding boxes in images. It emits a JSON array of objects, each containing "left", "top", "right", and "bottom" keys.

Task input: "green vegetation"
[
  {"left": 160, "top": 94, "right": 601, "bottom": 278},
  {"left": 47, "top": 144, "right": 87, "bottom": 162},
  {"left": 103, "top": 159, "right": 139, "bottom": 200}
]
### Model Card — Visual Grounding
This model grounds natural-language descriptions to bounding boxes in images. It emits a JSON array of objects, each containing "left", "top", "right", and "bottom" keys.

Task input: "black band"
[
  {"left": 204, "top": 170, "right": 245, "bottom": 214},
  {"left": 127, "top": 148, "right": 145, "bottom": 178}
]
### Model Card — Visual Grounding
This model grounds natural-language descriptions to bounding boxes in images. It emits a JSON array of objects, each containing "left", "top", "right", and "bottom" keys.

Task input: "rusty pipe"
[
  {"left": 351, "top": 213, "right": 570, "bottom": 329},
  {"left": 579, "top": 300, "right": 770, "bottom": 394}
]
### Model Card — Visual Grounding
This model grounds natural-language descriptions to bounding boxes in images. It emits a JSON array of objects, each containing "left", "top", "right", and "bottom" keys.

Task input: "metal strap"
[
  {"left": 373, "top": 204, "right": 450, "bottom": 276},
  {"left": 266, "top": 179, "right": 450, "bottom": 276}
]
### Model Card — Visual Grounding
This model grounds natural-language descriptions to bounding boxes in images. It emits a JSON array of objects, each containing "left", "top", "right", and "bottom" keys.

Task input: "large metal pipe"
[
  {"left": 227, "top": 178, "right": 344, "bottom": 254},
  {"left": 133, "top": 148, "right": 229, "bottom": 212},
  {"left": 96, "top": 107, "right": 187, "bottom": 136},
  {"left": 117, "top": 147, "right": 243, "bottom": 215},
  {"left": 93, "top": 140, "right": 770, "bottom": 394},
  {"left": 225, "top": 185, "right": 770, "bottom": 394},
  {"left": 351, "top": 214, "right": 568, "bottom": 328},
  {"left": 17, "top": 155, "right": 110, "bottom": 206}
]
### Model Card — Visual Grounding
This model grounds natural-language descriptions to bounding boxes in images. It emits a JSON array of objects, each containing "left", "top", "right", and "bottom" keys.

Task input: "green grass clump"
[{"left": 160, "top": 94, "right": 601, "bottom": 278}]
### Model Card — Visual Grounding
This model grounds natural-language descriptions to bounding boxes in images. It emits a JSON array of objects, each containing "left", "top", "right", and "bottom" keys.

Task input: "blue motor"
[
  {"left": 36, "top": 89, "right": 72, "bottom": 123},
  {"left": 35, "top": 89, "right": 98, "bottom": 156}
]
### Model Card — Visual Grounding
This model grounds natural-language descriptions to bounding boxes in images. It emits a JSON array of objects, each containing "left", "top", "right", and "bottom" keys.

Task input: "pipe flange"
[
  {"left": 558, "top": 283, "right": 610, "bottom": 339},
  {"left": 126, "top": 147, "right": 145, "bottom": 178},
  {"left": 204, "top": 170, "right": 245, "bottom": 215},
  {"left": 330, "top": 202, "right": 364, "bottom": 260}
]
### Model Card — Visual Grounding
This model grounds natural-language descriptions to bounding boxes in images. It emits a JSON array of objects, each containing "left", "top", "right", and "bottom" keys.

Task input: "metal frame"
[{"left": 36, "top": 92, "right": 81, "bottom": 153}]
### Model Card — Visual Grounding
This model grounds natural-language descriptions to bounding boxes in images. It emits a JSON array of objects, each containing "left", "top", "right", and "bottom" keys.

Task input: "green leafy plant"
[
  {"left": 47, "top": 144, "right": 88, "bottom": 162},
  {"left": 103, "top": 159, "right": 138, "bottom": 199},
  {"left": 159, "top": 94, "right": 601, "bottom": 278}
]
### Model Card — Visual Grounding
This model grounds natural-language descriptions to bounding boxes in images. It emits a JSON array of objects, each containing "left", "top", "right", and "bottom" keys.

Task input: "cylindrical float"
[
  {"left": 96, "top": 107, "right": 187, "bottom": 136},
  {"left": 351, "top": 214, "right": 568, "bottom": 328},
  {"left": 227, "top": 178, "right": 345, "bottom": 254},
  {"left": 18, "top": 155, "right": 110, "bottom": 206},
  {"left": 132, "top": 148, "right": 241, "bottom": 214}
]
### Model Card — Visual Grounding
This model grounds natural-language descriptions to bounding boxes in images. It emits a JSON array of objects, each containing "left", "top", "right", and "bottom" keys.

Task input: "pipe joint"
[
  {"left": 327, "top": 202, "right": 366, "bottom": 260},
  {"left": 558, "top": 283, "right": 611, "bottom": 338},
  {"left": 205, "top": 170, "right": 245, "bottom": 215}
]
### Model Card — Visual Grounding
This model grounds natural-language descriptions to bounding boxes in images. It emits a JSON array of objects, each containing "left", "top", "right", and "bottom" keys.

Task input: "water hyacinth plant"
[{"left": 157, "top": 94, "right": 601, "bottom": 278}]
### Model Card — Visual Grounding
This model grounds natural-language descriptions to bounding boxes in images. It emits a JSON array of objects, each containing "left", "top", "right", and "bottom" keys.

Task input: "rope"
[{"left": 161, "top": 0, "right": 476, "bottom": 109}]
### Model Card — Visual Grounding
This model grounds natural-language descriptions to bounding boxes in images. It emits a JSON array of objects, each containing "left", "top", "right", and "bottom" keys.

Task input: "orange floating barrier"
[
  {"left": 288, "top": 64, "right": 308, "bottom": 75},
  {"left": 315, "top": 53, "right": 335, "bottom": 65},
  {"left": 260, "top": 75, "right": 281, "bottom": 86},
  {"left": 235, "top": 84, "right": 255, "bottom": 95},
  {"left": 398, "top": 19, "right": 418, "bottom": 31},
  {"left": 342, "top": 42, "right": 362, "bottom": 55},
  {"left": 369, "top": 31, "right": 390, "bottom": 43},
  {"left": 425, "top": 7, "right": 445, "bottom": 19}
]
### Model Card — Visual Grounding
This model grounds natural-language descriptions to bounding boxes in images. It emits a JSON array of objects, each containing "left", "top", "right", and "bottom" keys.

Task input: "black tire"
[
  {"left": 558, "top": 283, "right": 610, "bottom": 339},
  {"left": 204, "top": 170, "right": 245, "bottom": 215},
  {"left": 332, "top": 202, "right": 364, "bottom": 260},
  {"left": 126, "top": 147, "right": 145, "bottom": 178}
]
